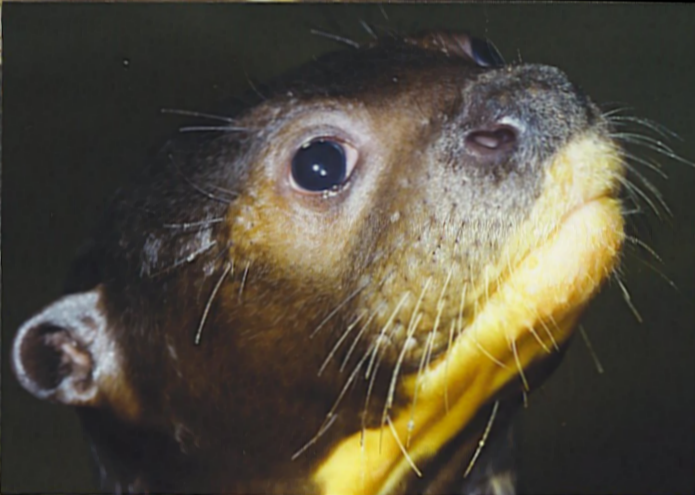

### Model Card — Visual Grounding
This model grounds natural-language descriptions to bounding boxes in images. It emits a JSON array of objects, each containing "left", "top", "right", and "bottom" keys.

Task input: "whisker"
[
  {"left": 510, "top": 335, "right": 529, "bottom": 392},
  {"left": 501, "top": 242, "right": 553, "bottom": 354},
  {"left": 311, "top": 283, "right": 368, "bottom": 338},
  {"left": 423, "top": 326, "right": 437, "bottom": 381},
  {"left": 624, "top": 235, "right": 664, "bottom": 265},
  {"left": 614, "top": 274, "right": 643, "bottom": 323},
  {"left": 383, "top": 311, "right": 423, "bottom": 427},
  {"left": 365, "top": 293, "right": 409, "bottom": 380},
  {"left": 483, "top": 263, "right": 491, "bottom": 308},
  {"left": 406, "top": 330, "right": 435, "bottom": 448},
  {"left": 624, "top": 162, "right": 673, "bottom": 216},
  {"left": 621, "top": 150, "right": 668, "bottom": 179},
  {"left": 194, "top": 261, "right": 232, "bottom": 345},
  {"left": 359, "top": 337, "right": 384, "bottom": 449},
  {"left": 622, "top": 206, "right": 644, "bottom": 217},
  {"left": 624, "top": 245, "right": 678, "bottom": 290},
  {"left": 619, "top": 176, "right": 644, "bottom": 214},
  {"left": 463, "top": 401, "right": 500, "bottom": 478},
  {"left": 171, "top": 158, "right": 234, "bottom": 204},
  {"left": 238, "top": 260, "right": 251, "bottom": 302},
  {"left": 386, "top": 415, "right": 422, "bottom": 477},
  {"left": 608, "top": 114, "right": 681, "bottom": 141},
  {"left": 469, "top": 293, "right": 507, "bottom": 368},
  {"left": 613, "top": 132, "right": 693, "bottom": 167},
  {"left": 544, "top": 311, "right": 561, "bottom": 345},
  {"left": 207, "top": 183, "right": 240, "bottom": 197},
  {"left": 578, "top": 324, "right": 604, "bottom": 374},
  {"left": 516, "top": 297, "right": 551, "bottom": 354},
  {"left": 319, "top": 348, "right": 373, "bottom": 444},
  {"left": 456, "top": 282, "right": 468, "bottom": 337},
  {"left": 432, "top": 268, "right": 454, "bottom": 341},
  {"left": 613, "top": 131, "right": 680, "bottom": 157},
  {"left": 536, "top": 314, "right": 559, "bottom": 352},
  {"left": 318, "top": 310, "right": 367, "bottom": 376},
  {"left": 244, "top": 70, "right": 267, "bottom": 102},
  {"left": 443, "top": 319, "right": 457, "bottom": 413},
  {"left": 420, "top": 269, "right": 453, "bottom": 390},
  {"left": 178, "top": 125, "right": 250, "bottom": 133},
  {"left": 150, "top": 241, "right": 218, "bottom": 278},
  {"left": 618, "top": 175, "right": 666, "bottom": 220},
  {"left": 503, "top": 239, "right": 555, "bottom": 352},
  {"left": 310, "top": 28, "right": 360, "bottom": 49},
  {"left": 601, "top": 105, "right": 632, "bottom": 119},
  {"left": 379, "top": 4, "right": 389, "bottom": 22},
  {"left": 359, "top": 19, "right": 378, "bottom": 40},
  {"left": 340, "top": 309, "right": 378, "bottom": 372},
  {"left": 366, "top": 340, "right": 389, "bottom": 453},
  {"left": 291, "top": 412, "right": 338, "bottom": 461},
  {"left": 382, "top": 278, "right": 432, "bottom": 422},
  {"left": 163, "top": 218, "right": 226, "bottom": 230},
  {"left": 160, "top": 108, "right": 237, "bottom": 123}
]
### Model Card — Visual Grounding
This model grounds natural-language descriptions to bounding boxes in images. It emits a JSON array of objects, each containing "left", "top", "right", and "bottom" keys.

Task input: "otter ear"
[{"left": 12, "top": 289, "right": 109, "bottom": 406}]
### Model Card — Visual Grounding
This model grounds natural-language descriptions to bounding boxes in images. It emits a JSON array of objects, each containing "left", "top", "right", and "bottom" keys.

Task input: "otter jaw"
[{"left": 313, "top": 133, "right": 625, "bottom": 495}]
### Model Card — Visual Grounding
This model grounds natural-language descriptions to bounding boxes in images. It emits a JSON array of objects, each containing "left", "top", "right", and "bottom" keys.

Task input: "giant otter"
[{"left": 11, "top": 31, "right": 625, "bottom": 494}]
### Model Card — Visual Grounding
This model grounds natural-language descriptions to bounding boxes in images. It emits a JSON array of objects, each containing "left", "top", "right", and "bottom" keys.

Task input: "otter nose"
[
  {"left": 456, "top": 64, "right": 593, "bottom": 171},
  {"left": 464, "top": 123, "right": 519, "bottom": 158}
]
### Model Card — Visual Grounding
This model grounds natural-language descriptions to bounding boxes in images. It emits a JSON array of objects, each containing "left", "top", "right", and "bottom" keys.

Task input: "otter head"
[{"left": 12, "top": 31, "right": 625, "bottom": 494}]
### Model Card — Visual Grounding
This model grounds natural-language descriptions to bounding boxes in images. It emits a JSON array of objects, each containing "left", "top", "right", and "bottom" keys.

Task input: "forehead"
[{"left": 253, "top": 40, "right": 488, "bottom": 108}]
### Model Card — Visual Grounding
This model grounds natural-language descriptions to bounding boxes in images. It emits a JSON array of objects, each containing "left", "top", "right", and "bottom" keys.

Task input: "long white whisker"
[
  {"left": 194, "top": 261, "right": 232, "bottom": 345},
  {"left": 291, "top": 412, "right": 338, "bottom": 460},
  {"left": 615, "top": 274, "right": 643, "bottom": 323},
  {"left": 578, "top": 324, "right": 604, "bottom": 375},
  {"left": 463, "top": 401, "right": 500, "bottom": 478},
  {"left": 319, "top": 310, "right": 367, "bottom": 376},
  {"left": 386, "top": 415, "right": 422, "bottom": 477},
  {"left": 311, "top": 284, "right": 368, "bottom": 338},
  {"left": 406, "top": 330, "right": 435, "bottom": 448}
]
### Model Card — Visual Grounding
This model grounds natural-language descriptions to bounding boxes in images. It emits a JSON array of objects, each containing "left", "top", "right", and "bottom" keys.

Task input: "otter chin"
[{"left": 11, "top": 31, "right": 624, "bottom": 494}]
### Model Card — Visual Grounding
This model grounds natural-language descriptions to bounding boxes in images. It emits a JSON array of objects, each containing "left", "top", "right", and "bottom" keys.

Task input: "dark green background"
[{"left": 2, "top": 3, "right": 694, "bottom": 494}]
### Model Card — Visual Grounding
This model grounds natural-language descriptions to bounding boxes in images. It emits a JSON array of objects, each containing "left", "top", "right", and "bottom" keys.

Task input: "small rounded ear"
[{"left": 12, "top": 289, "right": 108, "bottom": 406}]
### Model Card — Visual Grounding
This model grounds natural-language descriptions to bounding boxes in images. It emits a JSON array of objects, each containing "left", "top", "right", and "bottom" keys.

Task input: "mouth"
[{"left": 312, "top": 135, "right": 625, "bottom": 494}]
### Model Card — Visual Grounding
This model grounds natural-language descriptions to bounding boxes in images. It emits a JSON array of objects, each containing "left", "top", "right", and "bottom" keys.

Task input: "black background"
[{"left": 2, "top": 3, "right": 694, "bottom": 494}]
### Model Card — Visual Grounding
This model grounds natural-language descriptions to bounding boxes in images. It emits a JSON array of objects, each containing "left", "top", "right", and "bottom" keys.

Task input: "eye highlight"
[{"left": 290, "top": 139, "right": 357, "bottom": 193}]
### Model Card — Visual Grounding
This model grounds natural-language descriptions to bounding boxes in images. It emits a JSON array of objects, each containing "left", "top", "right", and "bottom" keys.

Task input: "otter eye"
[
  {"left": 291, "top": 140, "right": 353, "bottom": 193},
  {"left": 469, "top": 37, "right": 505, "bottom": 68}
]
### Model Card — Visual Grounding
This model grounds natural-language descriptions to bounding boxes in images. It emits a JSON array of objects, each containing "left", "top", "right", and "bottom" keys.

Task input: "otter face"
[{"left": 12, "top": 32, "right": 625, "bottom": 494}]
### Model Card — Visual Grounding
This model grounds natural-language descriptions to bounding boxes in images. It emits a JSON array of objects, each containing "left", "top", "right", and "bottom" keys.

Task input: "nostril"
[{"left": 465, "top": 125, "right": 518, "bottom": 154}]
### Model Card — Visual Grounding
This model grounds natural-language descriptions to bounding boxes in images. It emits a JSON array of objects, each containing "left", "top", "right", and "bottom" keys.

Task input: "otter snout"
[{"left": 456, "top": 64, "right": 599, "bottom": 171}]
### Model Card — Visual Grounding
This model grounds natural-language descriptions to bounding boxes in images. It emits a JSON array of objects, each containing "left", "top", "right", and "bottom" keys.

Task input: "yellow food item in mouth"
[{"left": 313, "top": 134, "right": 625, "bottom": 495}]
